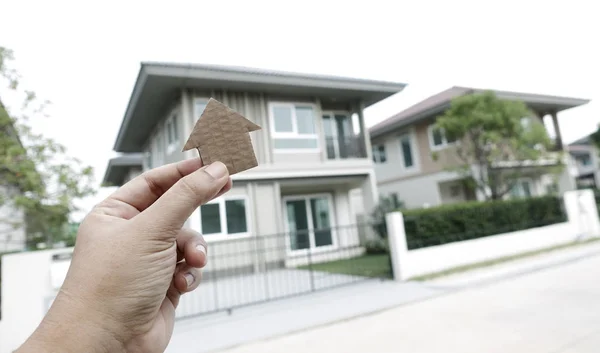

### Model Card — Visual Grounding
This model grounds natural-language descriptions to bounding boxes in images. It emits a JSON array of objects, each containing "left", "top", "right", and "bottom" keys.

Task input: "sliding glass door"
[{"left": 284, "top": 194, "right": 335, "bottom": 253}]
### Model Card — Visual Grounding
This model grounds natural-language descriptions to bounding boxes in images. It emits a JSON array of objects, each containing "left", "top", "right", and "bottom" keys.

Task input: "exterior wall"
[
  {"left": 141, "top": 89, "right": 373, "bottom": 176},
  {"left": 123, "top": 167, "right": 143, "bottom": 184},
  {"left": 378, "top": 170, "right": 464, "bottom": 209},
  {"left": 0, "top": 185, "right": 26, "bottom": 253}
]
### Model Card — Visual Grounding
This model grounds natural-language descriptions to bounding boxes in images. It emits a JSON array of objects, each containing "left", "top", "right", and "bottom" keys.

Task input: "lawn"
[{"left": 298, "top": 253, "right": 393, "bottom": 279}]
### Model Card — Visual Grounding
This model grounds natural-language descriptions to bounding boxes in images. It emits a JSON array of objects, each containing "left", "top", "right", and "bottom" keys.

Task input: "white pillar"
[
  {"left": 563, "top": 189, "right": 600, "bottom": 237},
  {"left": 385, "top": 211, "right": 409, "bottom": 281}
]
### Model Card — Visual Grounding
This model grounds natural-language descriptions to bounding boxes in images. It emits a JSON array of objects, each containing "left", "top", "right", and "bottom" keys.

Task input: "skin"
[{"left": 15, "top": 158, "right": 232, "bottom": 353}]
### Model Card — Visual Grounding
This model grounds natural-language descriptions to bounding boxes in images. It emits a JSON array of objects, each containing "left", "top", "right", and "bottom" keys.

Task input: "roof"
[
  {"left": 569, "top": 134, "right": 591, "bottom": 146},
  {"left": 369, "top": 86, "right": 590, "bottom": 138},
  {"left": 114, "top": 62, "right": 407, "bottom": 152},
  {"left": 102, "top": 154, "right": 144, "bottom": 187}
]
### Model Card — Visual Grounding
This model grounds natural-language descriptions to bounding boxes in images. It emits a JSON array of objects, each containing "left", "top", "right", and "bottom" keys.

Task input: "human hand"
[{"left": 16, "top": 158, "right": 232, "bottom": 353}]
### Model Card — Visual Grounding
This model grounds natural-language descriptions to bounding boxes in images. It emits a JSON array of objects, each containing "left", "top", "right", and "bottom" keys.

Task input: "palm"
[{"left": 127, "top": 297, "right": 177, "bottom": 353}]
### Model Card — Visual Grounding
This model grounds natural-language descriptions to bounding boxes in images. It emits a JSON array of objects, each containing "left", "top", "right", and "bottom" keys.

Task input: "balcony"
[{"left": 325, "top": 136, "right": 367, "bottom": 160}]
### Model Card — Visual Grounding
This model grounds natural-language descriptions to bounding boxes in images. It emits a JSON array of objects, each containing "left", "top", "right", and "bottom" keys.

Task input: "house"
[
  {"left": 568, "top": 135, "right": 599, "bottom": 189},
  {"left": 0, "top": 99, "right": 26, "bottom": 253},
  {"left": 103, "top": 62, "right": 406, "bottom": 271},
  {"left": 368, "top": 86, "right": 590, "bottom": 209},
  {"left": 102, "top": 153, "right": 144, "bottom": 187}
]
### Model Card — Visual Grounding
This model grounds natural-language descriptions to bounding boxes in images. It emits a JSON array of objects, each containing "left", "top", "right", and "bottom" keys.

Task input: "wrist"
[{"left": 16, "top": 291, "right": 126, "bottom": 353}]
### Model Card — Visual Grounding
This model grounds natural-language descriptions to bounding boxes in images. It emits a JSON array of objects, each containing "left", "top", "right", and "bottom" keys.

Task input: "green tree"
[
  {"left": 434, "top": 90, "right": 561, "bottom": 200},
  {"left": 589, "top": 124, "right": 600, "bottom": 150},
  {"left": 0, "top": 46, "right": 95, "bottom": 250}
]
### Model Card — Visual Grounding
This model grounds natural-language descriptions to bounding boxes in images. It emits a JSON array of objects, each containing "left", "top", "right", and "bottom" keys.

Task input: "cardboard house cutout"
[{"left": 182, "top": 98, "right": 262, "bottom": 175}]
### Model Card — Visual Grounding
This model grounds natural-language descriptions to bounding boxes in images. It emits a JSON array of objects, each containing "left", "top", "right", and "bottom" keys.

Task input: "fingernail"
[
  {"left": 196, "top": 244, "right": 206, "bottom": 255},
  {"left": 184, "top": 273, "right": 195, "bottom": 287},
  {"left": 205, "top": 162, "right": 228, "bottom": 179}
]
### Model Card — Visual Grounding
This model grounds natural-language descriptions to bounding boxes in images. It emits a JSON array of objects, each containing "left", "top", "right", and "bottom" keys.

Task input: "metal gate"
[{"left": 175, "top": 222, "right": 392, "bottom": 320}]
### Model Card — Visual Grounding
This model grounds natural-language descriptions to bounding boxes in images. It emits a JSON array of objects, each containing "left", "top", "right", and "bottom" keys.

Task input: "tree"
[
  {"left": 433, "top": 90, "right": 561, "bottom": 200},
  {"left": 589, "top": 124, "right": 600, "bottom": 150},
  {"left": 0, "top": 46, "right": 95, "bottom": 250}
]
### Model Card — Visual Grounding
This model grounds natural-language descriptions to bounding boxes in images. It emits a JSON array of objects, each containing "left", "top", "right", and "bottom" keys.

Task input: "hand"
[{"left": 16, "top": 158, "right": 232, "bottom": 353}]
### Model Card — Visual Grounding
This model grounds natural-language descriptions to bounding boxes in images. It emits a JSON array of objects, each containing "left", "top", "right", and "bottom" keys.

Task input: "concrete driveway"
[{"left": 218, "top": 248, "right": 600, "bottom": 353}]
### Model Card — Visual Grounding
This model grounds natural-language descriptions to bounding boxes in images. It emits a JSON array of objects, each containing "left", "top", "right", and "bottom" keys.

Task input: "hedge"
[{"left": 402, "top": 196, "right": 567, "bottom": 250}]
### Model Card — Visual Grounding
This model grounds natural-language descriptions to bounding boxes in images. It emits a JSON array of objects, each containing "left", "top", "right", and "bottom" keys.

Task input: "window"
[
  {"left": 399, "top": 133, "right": 414, "bottom": 168},
  {"left": 199, "top": 196, "right": 249, "bottom": 236},
  {"left": 144, "top": 148, "right": 152, "bottom": 170},
  {"left": 428, "top": 124, "right": 456, "bottom": 150},
  {"left": 269, "top": 103, "right": 319, "bottom": 151},
  {"left": 165, "top": 114, "right": 179, "bottom": 153},
  {"left": 578, "top": 155, "right": 592, "bottom": 166},
  {"left": 510, "top": 179, "right": 533, "bottom": 198},
  {"left": 372, "top": 144, "right": 386, "bottom": 163},
  {"left": 194, "top": 98, "right": 209, "bottom": 125},
  {"left": 152, "top": 132, "right": 165, "bottom": 166}
]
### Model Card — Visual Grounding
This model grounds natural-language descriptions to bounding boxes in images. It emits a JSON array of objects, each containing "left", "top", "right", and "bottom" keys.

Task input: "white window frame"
[
  {"left": 398, "top": 132, "right": 416, "bottom": 170},
  {"left": 268, "top": 102, "right": 320, "bottom": 153},
  {"left": 165, "top": 113, "right": 179, "bottom": 154},
  {"left": 198, "top": 195, "right": 251, "bottom": 242},
  {"left": 282, "top": 193, "right": 338, "bottom": 256},
  {"left": 428, "top": 124, "right": 457, "bottom": 151},
  {"left": 372, "top": 143, "right": 387, "bottom": 163}
]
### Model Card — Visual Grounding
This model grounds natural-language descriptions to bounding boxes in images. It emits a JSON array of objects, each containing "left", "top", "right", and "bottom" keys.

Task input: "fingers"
[
  {"left": 173, "top": 262, "right": 202, "bottom": 294},
  {"left": 176, "top": 228, "right": 208, "bottom": 268},
  {"left": 96, "top": 158, "right": 204, "bottom": 219},
  {"left": 137, "top": 161, "right": 230, "bottom": 232}
]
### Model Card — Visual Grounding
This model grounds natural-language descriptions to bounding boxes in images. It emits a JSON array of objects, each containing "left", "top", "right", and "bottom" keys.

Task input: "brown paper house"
[{"left": 182, "top": 98, "right": 261, "bottom": 175}]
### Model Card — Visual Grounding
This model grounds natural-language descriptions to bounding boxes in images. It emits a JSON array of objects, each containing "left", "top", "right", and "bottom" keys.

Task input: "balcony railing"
[{"left": 325, "top": 136, "right": 367, "bottom": 160}]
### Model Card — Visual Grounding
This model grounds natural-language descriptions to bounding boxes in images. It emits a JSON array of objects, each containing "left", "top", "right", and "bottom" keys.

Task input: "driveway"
[{"left": 218, "top": 248, "right": 600, "bottom": 353}]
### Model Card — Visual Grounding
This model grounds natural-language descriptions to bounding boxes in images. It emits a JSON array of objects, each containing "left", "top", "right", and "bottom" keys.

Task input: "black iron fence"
[
  {"left": 325, "top": 136, "right": 367, "bottom": 160},
  {"left": 175, "top": 222, "right": 391, "bottom": 320}
]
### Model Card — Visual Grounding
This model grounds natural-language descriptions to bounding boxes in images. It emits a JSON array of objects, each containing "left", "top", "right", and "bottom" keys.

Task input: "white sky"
[{"left": 1, "top": 0, "right": 598, "bottom": 221}]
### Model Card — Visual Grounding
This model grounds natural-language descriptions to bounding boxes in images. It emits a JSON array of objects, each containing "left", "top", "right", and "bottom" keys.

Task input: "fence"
[
  {"left": 175, "top": 222, "right": 391, "bottom": 319},
  {"left": 385, "top": 189, "right": 600, "bottom": 280}
]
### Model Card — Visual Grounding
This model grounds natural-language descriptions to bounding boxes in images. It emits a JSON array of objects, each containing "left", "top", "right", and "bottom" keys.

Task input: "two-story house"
[
  {"left": 104, "top": 62, "right": 406, "bottom": 272},
  {"left": 369, "top": 86, "right": 590, "bottom": 209},
  {"left": 568, "top": 135, "right": 599, "bottom": 189}
]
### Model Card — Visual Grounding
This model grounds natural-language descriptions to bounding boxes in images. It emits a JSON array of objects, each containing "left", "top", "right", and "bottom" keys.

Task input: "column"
[
  {"left": 361, "top": 171, "right": 379, "bottom": 216},
  {"left": 385, "top": 211, "right": 409, "bottom": 281},
  {"left": 551, "top": 111, "right": 564, "bottom": 151},
  {"left": 357, "top": 100, "right": 372, "bottom": 160}
]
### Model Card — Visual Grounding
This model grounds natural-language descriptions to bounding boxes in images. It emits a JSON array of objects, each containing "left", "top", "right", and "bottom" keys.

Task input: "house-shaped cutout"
[{"left": 183, "top": 98, "right": 261, "bottom": 175}]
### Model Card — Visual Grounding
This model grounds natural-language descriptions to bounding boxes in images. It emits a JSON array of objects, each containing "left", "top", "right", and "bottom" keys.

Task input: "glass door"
[
  {"left": 323, "top": 113, "right": 353, "bottom": 159},
  {"left": 284, "top": 195, "right": 335, "bottom": 252}
]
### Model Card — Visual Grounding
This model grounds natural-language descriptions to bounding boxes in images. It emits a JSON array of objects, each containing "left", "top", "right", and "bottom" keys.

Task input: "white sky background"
[{"left": 1, "top": 0, "right": 598, "bottom": 221}]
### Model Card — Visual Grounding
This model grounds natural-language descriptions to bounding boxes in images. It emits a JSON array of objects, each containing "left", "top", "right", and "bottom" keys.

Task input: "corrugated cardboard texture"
[{"left": 183, "top": 98, "right": 262, "bottom": 175}]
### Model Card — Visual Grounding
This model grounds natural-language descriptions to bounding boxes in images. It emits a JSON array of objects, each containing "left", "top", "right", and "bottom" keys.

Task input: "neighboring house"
[
  {"left": 103, "top": 62, "right": 406, "bottom": 270},
  {"left": 369, "top": 86, "right": 590, "bottom": 209},
  {"left": 568, "top": 135, "right": 600, "bottom": 189},
  {"left": 0, "top": 100, "right": 26, "bottom": 253}
]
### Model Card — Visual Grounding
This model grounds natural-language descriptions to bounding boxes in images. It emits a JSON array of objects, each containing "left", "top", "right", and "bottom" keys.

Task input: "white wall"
[
  {"left": 386, "top": 189, "right": 600, "bottom": 281},
  {"left": 0, "top": 185, "right": 26, "bottom": 253},
  {"left": 0, "top": 248, "right": 73, "bottom": 353}
]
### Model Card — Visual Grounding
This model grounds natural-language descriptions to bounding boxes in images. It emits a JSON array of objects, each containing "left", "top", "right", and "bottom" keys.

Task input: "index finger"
[{"left": 101, "top": 157, "right": 204, "bottom": 218}]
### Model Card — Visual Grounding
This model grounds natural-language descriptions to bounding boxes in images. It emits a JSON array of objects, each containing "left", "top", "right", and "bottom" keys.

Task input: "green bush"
[
  {"left": 365, "top": 238, "right": 389, "bottom": 254},
  {"left": 402, "top": 196, "right": 567, "bottom": 250}
]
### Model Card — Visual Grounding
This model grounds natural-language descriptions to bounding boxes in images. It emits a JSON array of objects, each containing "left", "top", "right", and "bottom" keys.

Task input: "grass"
[
  {"left": 409, "top": 236, "right": 600, "bottom": 281},
  {"left": 298, "top": 253, "right": 393, "bottom": 279}
]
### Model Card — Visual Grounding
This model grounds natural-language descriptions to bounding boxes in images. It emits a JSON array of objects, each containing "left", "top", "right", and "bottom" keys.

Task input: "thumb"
[{"left": 137, "top": 161, "right": 230, "bottom": 232}]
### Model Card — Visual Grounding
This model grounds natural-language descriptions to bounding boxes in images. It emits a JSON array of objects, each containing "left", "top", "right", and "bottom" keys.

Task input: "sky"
[{"left": 1, "top": 0, "right": 599, "bottom": 221}]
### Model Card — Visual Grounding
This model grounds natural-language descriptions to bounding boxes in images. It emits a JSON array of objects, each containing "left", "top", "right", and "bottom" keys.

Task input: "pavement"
[{"left": 207, "top": 242, "right": 600, "bottom": 353}]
